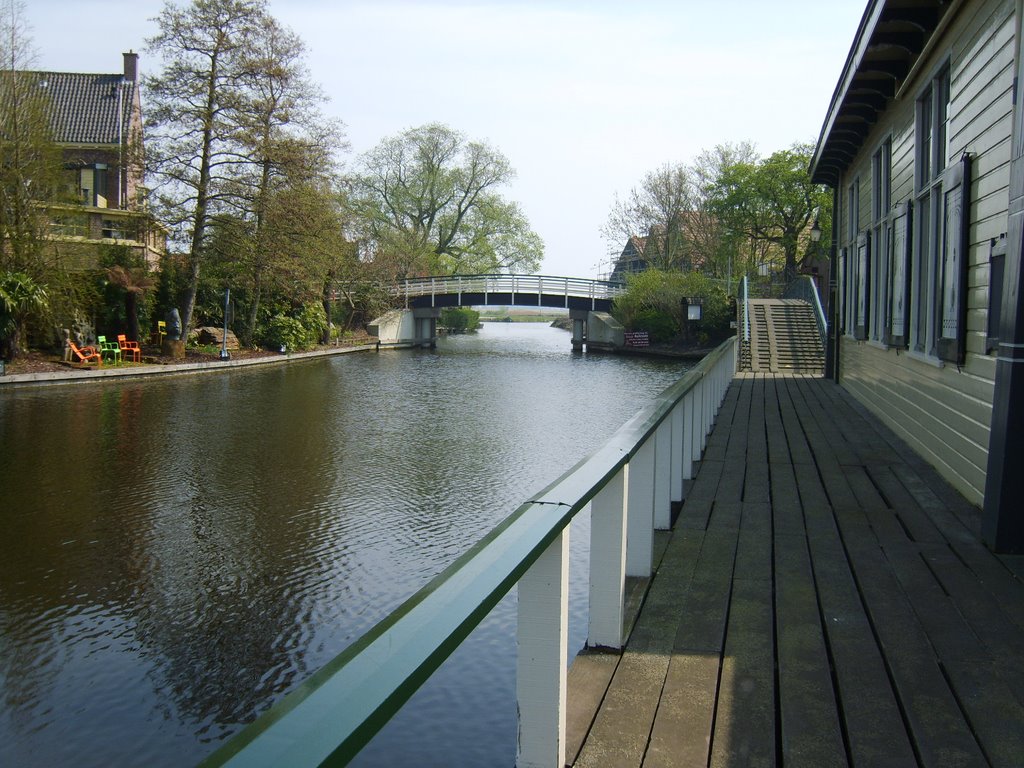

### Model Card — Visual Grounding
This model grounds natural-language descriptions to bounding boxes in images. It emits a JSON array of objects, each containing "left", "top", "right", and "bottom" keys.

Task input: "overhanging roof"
[{"left": 810, "top": 0, "right": 959, "bottom": 185}]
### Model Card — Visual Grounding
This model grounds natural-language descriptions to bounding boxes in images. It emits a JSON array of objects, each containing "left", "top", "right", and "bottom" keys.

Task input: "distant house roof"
[{"left": 27, "top": 71, "right": 137, "bottom": 146}]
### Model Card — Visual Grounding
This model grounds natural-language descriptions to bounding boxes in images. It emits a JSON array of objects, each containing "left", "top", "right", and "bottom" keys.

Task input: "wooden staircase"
[{"left": 740, "top": 299, "right": 824, "bottom": 374}]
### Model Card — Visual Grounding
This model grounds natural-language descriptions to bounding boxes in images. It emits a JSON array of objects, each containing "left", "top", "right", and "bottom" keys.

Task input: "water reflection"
[{"left": 0, "top": 324, "right": 689, "bottom": 766}]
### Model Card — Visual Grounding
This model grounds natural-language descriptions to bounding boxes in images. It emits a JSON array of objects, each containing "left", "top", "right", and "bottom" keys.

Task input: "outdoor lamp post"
[
  {"left": 219, "top": 287, "right": 231, "bottom": 361},
  {"left": 810, "top": 215, "right": 822, "bottom": 245}
]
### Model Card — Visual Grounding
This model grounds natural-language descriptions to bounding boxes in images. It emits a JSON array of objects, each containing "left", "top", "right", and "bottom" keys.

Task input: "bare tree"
[
  {"left": 145, "top": 0, "right": 266, "bottom": 337},
  {"left": 602, "top": 163, "right": 697, "bottom": 273}
]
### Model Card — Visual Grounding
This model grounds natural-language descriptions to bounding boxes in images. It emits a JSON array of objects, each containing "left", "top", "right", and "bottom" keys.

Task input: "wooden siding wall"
[{"left": 835, "top": 0, "right": 1013, "bottom": 505}]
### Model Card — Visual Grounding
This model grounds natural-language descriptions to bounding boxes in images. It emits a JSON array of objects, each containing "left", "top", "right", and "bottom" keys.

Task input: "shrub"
[
  {"left": 612, "top": 268, "right": 732, "bottom": 343},
  {"left": 441, "top": 307, "right": 480, "bottom": 333},
  {"left": 631, "top": 309, "right": 677, "bottom": 343},
  {"left": 262, "top": 303, "right": 327, "bottom": 351}
]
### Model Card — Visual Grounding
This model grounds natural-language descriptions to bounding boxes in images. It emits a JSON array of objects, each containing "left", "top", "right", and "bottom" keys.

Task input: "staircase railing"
[{"left": 782, "top": 276, "right": 827, "bottom": 350}]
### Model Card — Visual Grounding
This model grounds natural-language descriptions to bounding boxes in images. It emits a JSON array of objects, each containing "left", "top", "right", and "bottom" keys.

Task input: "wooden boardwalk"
[{"left": 566, "top": 373, "right": 1024, "bottom": 768}]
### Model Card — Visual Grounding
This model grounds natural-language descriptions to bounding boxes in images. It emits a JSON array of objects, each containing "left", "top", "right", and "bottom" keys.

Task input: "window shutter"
[
  {"left": 888, "top": 201, "right": 912, "bottom": 347},
  {"left": 936, "top": 154, "right": 971, "bottom": 363},
  {"left": 854, "top": 231, "right": 870, "bottom": 340}
]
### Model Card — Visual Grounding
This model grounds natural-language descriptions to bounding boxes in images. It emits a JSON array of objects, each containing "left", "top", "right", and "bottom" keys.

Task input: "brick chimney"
[{"left": 123, "top": 51, "right": 138, "bottom": 81}]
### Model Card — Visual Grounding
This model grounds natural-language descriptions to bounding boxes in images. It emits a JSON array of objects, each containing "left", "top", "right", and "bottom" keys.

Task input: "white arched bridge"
[
  {"left": 392, "top": 273, "right": 625, "bottom": 312},
  {"left": 371, "top": 274, "right": 627, "bottom": 350}
]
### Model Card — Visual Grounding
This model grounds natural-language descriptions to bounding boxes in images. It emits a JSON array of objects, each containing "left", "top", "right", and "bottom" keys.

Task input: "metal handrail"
[
  {"left": 395, "top": 274, "right": 626, "bottom": 303},
  {"left": 198, "top": 336, "right": 737, "bottom": 768},
  {"left": 742, "top": 276, "right": 750, "bottom": 343},
  {"left": 781, "top": 276, "right": 828, "bottom": 349}
]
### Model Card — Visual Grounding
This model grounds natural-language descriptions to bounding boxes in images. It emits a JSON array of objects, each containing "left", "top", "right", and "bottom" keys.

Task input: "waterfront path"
[
  {"left": 0, "top": 343, "right": 376, "bottom": 388},
  {"left": 567, "top": 373, "right": 1024, "bottom": 767}
]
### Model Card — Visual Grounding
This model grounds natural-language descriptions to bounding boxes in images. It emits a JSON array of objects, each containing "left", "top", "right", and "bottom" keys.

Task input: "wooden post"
[
  {"left": 626, "top": 438, "right": 655, "bottom": 578},
  {"left": 654, "top": 421, "right": 672, "bottom": 529},
  {"left": 588, "top": 467, "right": 628, "bottom": 648},
  {"left": 670, "top": 402, "right": 685, "bottom": 503},
  {"left": 517, "top": 530, "right": 569, "bottom": 768},
  {"left": 682, "top": 390, "right": 695, "bottom": 481}
]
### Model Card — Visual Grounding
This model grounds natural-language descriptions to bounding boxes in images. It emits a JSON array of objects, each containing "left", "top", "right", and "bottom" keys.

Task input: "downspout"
[{"left": 117, "top": 79, "right": 124, "bottom": 208}]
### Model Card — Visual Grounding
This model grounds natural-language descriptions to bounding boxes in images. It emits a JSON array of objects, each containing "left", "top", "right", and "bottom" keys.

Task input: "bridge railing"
[
  {"left": 198, "top": 336, "right": 737, "bottom": 768},
  {"left": 394, "top": 274, "right": 626, "bottom": 308}
]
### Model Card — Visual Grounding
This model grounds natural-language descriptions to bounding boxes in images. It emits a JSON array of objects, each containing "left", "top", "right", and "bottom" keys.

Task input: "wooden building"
[{"left": 811, "top": 0, "right": 1024, "bottom": 552}]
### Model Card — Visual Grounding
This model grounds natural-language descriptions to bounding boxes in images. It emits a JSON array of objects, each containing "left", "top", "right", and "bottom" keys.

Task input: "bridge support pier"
[
  {"left": 413, "top": 307, "right": 440, "bottom": 348},
  {"left": 569, "top": 309, "right": 588, "bottom": 351},
  {"left": 367, "top": 308, "right": 440, "bottom": 348}
]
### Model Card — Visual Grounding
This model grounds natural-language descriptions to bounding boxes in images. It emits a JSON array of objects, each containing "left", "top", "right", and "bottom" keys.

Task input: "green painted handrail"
[{"left": 199, "top": 336, "right": 736, "bottom": 767}]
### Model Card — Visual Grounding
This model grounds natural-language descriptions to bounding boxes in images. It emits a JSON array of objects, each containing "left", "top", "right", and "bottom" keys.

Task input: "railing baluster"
[
  {"left": 626, "top": 437, "right": 655, "bottom": 578},
  {"left": 654, "top": 422, "right": 672, "bottom": 529},
  {"left": 670, "top": 402, "right": 685, "bottom": 503},
  {"left": 588, "top": 466, "right": 628, "bottom": 649},
  {"left": 517, "top": 530, "right": 569, "bottom": 768}
]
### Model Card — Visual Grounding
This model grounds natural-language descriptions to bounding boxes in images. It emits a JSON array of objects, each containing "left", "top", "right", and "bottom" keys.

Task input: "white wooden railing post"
[
  {"left": 654, "top": 421, "right": 672, "bottom": 529},
  {"left": 682, "top": 390, "right": 695, "bottom": 483},
  {"left": 670, "top": 402, "right": 685, "bottom": 503},
  {"left": 702, "top": 374, "right": 710, "bottom": 450},
  {"left": 692, "top": 379, "right": 703, "bottom": 463},
  {"left": 517, "top": 530, "right": 569, "bottom": 768},
  {"left": 625, "top": 438, "right": 655, "bottom": 578},
  {"left": 588, "top": 466, "right": 628, "bottom": 648}
]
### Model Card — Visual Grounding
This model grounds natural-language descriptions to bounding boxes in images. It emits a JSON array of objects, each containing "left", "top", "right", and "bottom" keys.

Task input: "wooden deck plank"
[
  {"left": 708, "top": 577, "right": 775, "bottom": 768},
  {"left": 645, "top": 530, "right": 739, "bottom": 767},
  {"left": 836, "top": 516, "right": 989, "bottom": 766},
  {"left": 804, "top": 507, "right": 918, "bottom": 767},
  {"left": 774, "top": 531, "right": 846, "bottom": 767}
]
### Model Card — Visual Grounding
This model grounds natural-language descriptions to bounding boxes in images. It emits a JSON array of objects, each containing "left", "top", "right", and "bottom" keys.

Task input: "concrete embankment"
[{"left": 0, "top": 344, "right": 377, "bottom": 390}]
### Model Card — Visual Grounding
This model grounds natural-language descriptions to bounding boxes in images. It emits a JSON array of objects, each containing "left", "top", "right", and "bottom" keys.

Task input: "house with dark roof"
[
  {"left": 608, "top": 235, "right": 648, "bottom": 282},
  {"left": 810, "top": 0, "right": 1024, "bottom": 552},
  {"left": 32, "top": 52, "right": 164, "bottom": 269}
]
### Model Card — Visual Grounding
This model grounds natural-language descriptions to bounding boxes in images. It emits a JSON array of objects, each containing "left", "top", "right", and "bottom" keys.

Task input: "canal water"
[{"left": 0, "top": 323, "right": 690, "bottom": 767}]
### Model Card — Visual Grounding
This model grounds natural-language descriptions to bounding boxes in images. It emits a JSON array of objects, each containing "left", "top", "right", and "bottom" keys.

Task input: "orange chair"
[
  {"left": 69, "top": 341, "right": 103, "bottom": 366},
  {"left": 117, "top": 334, "right": 141, "bottom": 363}
]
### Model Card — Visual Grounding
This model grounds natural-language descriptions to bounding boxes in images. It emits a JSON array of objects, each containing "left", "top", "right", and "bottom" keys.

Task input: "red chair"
[
  {"left": 117, "top": 334, "right": 141, "bottom": 363},
  {"left": 69, "top": 341, "right": 103, "bottom": 366}
]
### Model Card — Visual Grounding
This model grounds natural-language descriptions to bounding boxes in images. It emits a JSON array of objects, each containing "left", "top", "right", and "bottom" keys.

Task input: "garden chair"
[
  {"left": 97, "top": 335, "right": 122, "bottom": 365},
  {"left": 151, "top": 320, "right": 166, "bottom": 346},
  {"left": 68, "top": 341, "right": 103, "bottom": 366},
  {"left": 117, "top": 334, "right": 141, "bottom": 363}
]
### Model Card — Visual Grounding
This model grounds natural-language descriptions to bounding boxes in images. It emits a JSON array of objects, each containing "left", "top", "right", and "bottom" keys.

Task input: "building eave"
[{"left": 810, "top": 0, "right": 961, "bottom": 186}]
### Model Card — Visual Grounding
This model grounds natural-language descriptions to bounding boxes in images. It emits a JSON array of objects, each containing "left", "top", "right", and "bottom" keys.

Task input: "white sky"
[{"left": 25, "top": 0, "right": 866, "bottom": 278}]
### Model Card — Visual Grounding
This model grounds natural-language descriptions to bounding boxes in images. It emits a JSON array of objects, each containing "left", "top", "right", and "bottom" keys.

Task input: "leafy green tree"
[
  {"left": 708, "top": 141, "right": 831, "bottom": 282},
  {"left": 351, "top": 122, "right": 542, "bottom": 278}
]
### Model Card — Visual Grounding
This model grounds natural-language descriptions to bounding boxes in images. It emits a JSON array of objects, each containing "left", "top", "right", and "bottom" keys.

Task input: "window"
[
  {"left": 844, "top": 177, "right": 860, "bottom": 335},
  {"left": 911, "top": 65, "right": 969, "bottom": 363},
  {"left": 871, "top": 139, "right": 892, "bottom": 342},
  {"left": 889, "top": 201, "right": 912, "bottom": 347},
  {"left": 854, "top": 231, "right": 870, "bottom": 340}
]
